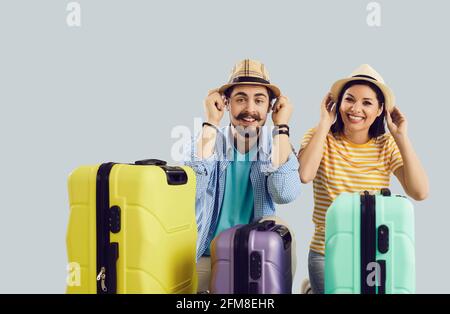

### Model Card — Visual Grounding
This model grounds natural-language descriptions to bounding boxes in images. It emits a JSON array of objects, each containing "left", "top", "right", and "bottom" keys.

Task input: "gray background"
[{"left": 0, "top": 0, "right": 447, "bottom": 293}]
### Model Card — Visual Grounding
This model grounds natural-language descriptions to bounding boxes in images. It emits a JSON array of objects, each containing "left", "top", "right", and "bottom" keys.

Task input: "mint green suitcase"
[{"left": 325, "top": 189, "right": 415, "bottom": 294}]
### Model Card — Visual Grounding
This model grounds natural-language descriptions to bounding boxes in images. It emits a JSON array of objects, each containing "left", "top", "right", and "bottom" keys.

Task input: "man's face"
[{"left": 227, "top": 85, "right": 272, "bottom": 135}]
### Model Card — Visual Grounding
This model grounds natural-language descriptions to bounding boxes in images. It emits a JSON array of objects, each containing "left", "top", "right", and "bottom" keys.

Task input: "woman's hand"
[
  {"left": 387, "top": 106, "right": 429, "bottom": 201},
  {"left": 319, "top": 92, "right": 337, "bottom": 129},
  {"left": 386, "top": 106, "right": 408, "bottom": 140}
]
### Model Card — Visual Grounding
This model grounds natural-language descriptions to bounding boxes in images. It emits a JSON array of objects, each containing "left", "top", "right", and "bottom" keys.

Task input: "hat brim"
[
  {"left": 330, "top": 77, "right": 395, "bottom": 113},
  {"left": 218, "top": 82, "right": 281, "bottom": 98}
]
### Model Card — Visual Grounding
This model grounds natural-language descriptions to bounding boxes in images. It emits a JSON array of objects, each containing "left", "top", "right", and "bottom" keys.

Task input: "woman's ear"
[{"left": 377, "top": 103, "right": 384, "bottom": 117}]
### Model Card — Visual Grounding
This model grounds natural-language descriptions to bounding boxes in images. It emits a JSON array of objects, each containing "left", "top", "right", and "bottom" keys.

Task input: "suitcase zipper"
[
  {"left": 96, "top": 267, "right": 107, "bottom": 292},
  {"left": 360, "top": 191, "right": 376, "bottom": 294},
  {"left": 234, "top": 221, "right": 262, "bottom": 294},
  {"left": 96, "top": 162, "right": 117, "bottom": 294}
]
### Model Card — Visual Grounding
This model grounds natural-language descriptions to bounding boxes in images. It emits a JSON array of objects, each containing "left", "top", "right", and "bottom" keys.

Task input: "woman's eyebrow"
[{"left": 345, "top": 92, "right": 374, "bottom": 101}]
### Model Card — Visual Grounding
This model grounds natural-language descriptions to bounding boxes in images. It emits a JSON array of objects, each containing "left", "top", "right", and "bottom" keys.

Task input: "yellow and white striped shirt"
[{"left": 299, "top": 128, "right": 404, "bottom": 255}]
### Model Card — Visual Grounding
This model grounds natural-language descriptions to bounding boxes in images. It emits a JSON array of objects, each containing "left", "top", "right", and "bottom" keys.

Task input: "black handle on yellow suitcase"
[{"left": 135, "top": 159, "right": 188, "bottom": 185}]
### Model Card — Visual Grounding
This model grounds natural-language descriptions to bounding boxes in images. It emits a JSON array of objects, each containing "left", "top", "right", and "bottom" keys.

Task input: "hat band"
[
  {"left": 352, "top": 74, "right": 377, "bottom": 81},
  {"left": 231, "top": 76, "right": 270, "bottom": 85}
]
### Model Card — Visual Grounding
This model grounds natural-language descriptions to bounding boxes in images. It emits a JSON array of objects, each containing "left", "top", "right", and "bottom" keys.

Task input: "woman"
[{"left": 298, "top": 64, "right": 429, "bottom": 294}]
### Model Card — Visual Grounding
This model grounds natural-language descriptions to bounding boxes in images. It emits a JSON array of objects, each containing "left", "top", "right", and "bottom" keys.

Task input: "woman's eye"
[
  {"left": 345, "top": 97, "right": 354, "bottom": 102},
  {"left": 363, "top": 101, "right": 373, "bottom": 106}
]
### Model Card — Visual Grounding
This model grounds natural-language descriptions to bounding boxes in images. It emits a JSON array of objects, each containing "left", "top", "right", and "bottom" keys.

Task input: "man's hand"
[
  {"left": 204, "top": 89, "right": 226, "bottom": 126},
  {"left": 271, "top": 95, "right": 293, "bottom": 125}
]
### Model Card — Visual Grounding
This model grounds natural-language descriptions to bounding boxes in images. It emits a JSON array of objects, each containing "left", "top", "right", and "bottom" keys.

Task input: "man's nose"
[{"left": 246, "top": 99, "right": 257, "bottom": 111}]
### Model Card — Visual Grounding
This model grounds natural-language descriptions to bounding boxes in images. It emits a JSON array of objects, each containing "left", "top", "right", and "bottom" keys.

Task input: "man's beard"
[{"left": 232, "top": 111, "right": 265, "bottom": 138}]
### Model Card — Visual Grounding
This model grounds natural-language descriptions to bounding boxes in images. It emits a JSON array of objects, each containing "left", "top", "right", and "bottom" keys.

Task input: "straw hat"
[
  {"left": 218, "top": 59, "right": 281, "bottom": 97},
  {"left": 330, "top": 64, "right": 395, "bottom": 112}
]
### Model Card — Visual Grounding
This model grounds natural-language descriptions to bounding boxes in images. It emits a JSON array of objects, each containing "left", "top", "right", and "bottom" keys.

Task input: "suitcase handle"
[
  {"left": 134, "top": 159, "right": 167, "bottom": 166},
  {"left": 134, "top": 159, "right": 188, "bottom": 185},
  {"left": 256, "top": 220, "right": 276, "bottom": 231},
  {"left": 273, "top": 225, "right": 292, "bottom": 250},
  {"left": 160, "top": 166, "right": 188, "bottom": 185}
]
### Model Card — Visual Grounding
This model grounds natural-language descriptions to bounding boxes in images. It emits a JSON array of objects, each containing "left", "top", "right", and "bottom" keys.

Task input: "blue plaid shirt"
[{"left": 184, "top": 125, "right": 301, "bottom": 260}]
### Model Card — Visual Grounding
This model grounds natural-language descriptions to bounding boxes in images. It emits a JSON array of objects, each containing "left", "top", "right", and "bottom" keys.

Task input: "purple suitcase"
[{"left": 210, "top": 220, "right": 292, "bottom": 294}]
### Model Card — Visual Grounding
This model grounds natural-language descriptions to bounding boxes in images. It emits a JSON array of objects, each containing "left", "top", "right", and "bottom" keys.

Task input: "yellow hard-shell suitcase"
[{"left": 66, "top": 159, "right": 198, "bottom": 294}]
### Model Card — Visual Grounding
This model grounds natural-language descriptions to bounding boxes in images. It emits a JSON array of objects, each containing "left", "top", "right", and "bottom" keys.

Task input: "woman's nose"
[{"left": 349, "top": 101, "right": 363, "bottom": 112}]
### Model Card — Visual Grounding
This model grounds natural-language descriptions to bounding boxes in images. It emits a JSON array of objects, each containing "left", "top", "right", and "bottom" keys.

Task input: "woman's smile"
[{"left": 346, "top": 113, "right": 366, "bottom": 124}]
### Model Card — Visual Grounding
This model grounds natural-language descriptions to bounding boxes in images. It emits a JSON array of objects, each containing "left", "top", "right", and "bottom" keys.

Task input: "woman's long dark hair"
[{"left": 331, "top": 80, "right": 386, "bottom": 139}]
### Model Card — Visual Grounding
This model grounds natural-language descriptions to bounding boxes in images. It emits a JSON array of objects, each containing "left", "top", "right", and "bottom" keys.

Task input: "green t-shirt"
[{"left": 204, "top": 145, "right": 255, "bottom": 255}]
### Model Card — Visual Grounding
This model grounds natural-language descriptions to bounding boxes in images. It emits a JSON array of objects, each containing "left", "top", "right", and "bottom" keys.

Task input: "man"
[{"left": 184, "top": 59, "right": 301, "bottom": 292}]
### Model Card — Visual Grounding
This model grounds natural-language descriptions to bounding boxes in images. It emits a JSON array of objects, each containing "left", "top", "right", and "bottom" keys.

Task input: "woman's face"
[{"left": 339, "top": 84, "right": 383, "bottom": 134}]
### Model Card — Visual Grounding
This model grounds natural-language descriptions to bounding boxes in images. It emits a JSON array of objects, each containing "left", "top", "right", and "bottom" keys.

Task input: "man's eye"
[
  {"left": 236, "top": 98, "right": 245, "bottom": 103},
  {"left": 256, "top": 99, "right": 265, "bottom": 104}
]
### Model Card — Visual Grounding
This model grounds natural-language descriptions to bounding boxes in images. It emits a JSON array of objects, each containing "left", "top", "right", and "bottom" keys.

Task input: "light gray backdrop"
[{"left": 0, "top": 0, "right": 447, "bottom": 293}]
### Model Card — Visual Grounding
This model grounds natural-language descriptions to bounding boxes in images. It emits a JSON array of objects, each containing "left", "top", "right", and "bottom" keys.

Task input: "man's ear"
[
  {"left": 268, "top": 98, "right": 276, "bottom": 113},
  {"left": 224, "top": 98, "right": 230, "bottom": 111}
]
